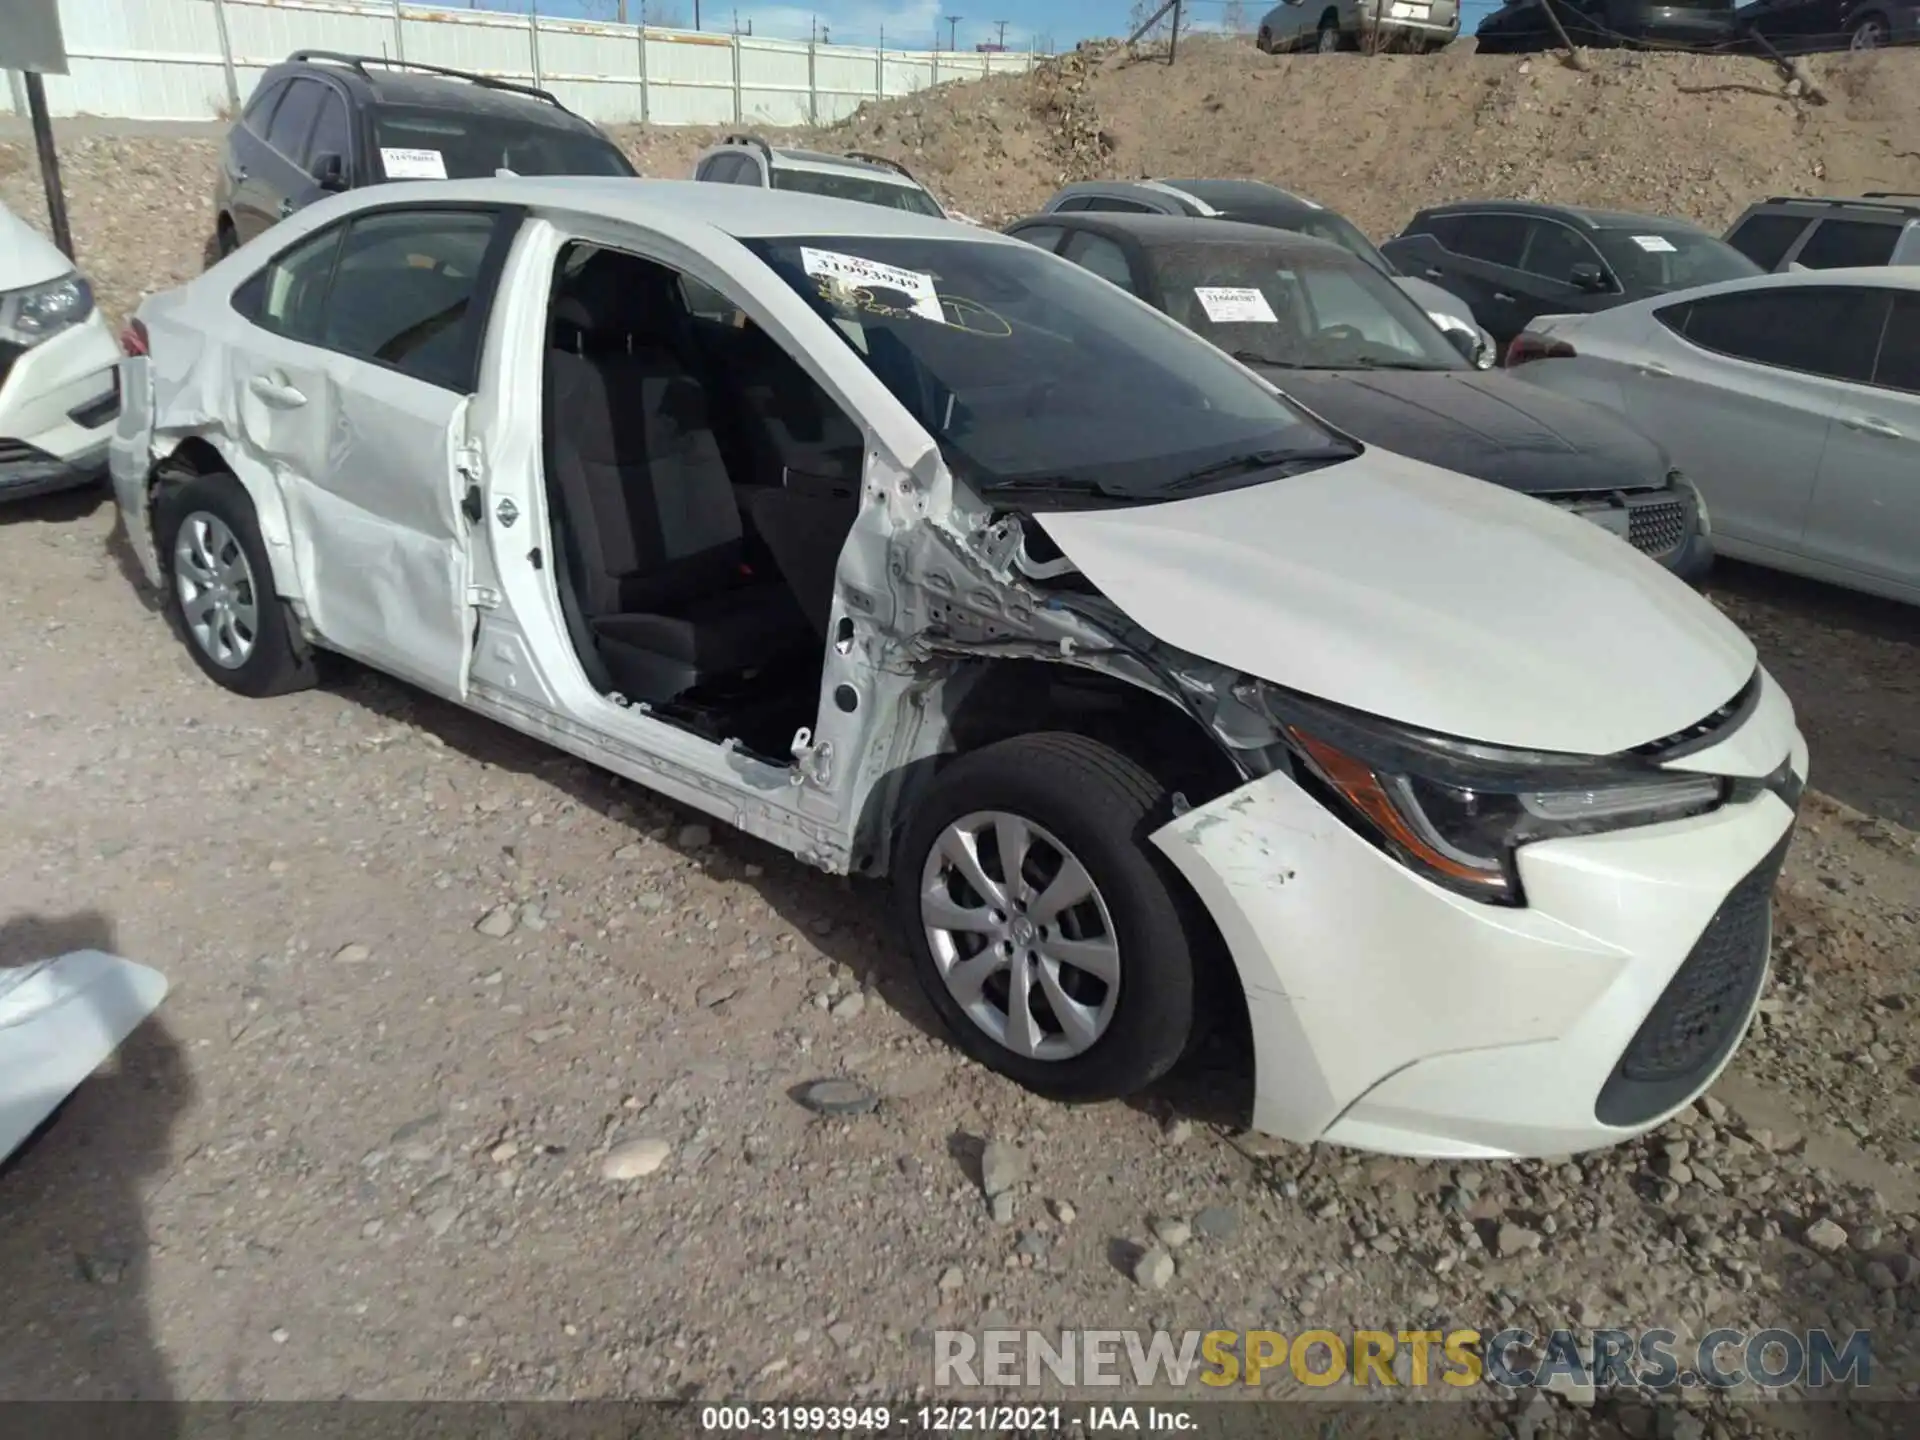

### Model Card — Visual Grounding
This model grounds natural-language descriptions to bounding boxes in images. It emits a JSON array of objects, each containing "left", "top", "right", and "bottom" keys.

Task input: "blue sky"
[{"left": 531, "top": 1, "right": 1499, "bottom": 50}]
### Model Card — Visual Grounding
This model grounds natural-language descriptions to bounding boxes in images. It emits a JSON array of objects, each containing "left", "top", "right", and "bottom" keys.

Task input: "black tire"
[
  {"left": 1849, "top": 14, "right": 1889, "bottom": 48},
  {"left": 1317, "top": 22, "right": 1343, "bottom": 53},
  {"left": 155, "top": 472, "right": 316, "bottom": 698},
  {"left": 892, "top": 732, "right": 1200, "bottom": 1103}
]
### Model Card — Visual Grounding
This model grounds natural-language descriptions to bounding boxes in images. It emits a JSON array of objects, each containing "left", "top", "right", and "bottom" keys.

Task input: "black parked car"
[
  {"left": 212, "top": 50, "right": 635, "bottom": 258},
  {"left": 1381, "top": 200, "right": 1762, "bottom": 354},
  {"left": 1735, "top": 0, "right": 1920, "bottom": 52},
  {"left": 1474, "top": 0, "right": 1738, "bottom": 52},
  {"left": 1004, "top": 211, "right": 1712, "bottom": 581}
]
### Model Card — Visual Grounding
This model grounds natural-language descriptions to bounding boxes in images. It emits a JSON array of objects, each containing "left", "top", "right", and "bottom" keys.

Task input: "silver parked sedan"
[
  {"left": 1506, "top": 267, "right": 1920, "bottom": 605},
  {"left": 1257, "top": 0, "right": 1460, "bottom": 53}
]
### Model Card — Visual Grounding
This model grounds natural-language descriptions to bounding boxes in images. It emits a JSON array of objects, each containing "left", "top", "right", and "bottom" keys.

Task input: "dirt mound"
[{"left": 652, "top": 37, "right": 1920, "bottom": 235}]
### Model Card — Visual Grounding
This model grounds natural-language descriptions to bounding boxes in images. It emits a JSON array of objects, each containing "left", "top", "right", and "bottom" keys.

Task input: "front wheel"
[
  {"left": 892, "top": 732, "right": 1199, "bottom": 1102},
  {"left": 1848, "top": 15, "right": 1889, "bottom": 48},
  {"left": 1317, "top": 23, "right": 1343, "bottom": 53}
]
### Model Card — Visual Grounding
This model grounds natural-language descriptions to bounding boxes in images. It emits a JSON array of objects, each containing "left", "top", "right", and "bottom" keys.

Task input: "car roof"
[
  {"left": 309, "top": 175, "right": 1007, "bottom": 243},
  {"left": 705, "top": 138, "right": 925, "bottom": 189},
  {"left": 1418, "top": 200, "right": 1711, "bottom": 233},
  {"left": 272, "top": 58, "right": 595, "bottom": 132},
  {"left": 1154, "top": 178, "right": 1320, "bottom": 212},
  {"left": 1739, "top": 193, "right": 1920, "bottom": 218},
  {"left": 1015, "top": 210, "right": 1352, "bottom": 255}
]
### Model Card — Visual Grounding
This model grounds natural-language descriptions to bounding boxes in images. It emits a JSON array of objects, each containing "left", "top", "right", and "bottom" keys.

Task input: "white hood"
[
  {"left": 0, "top": 201, "right": 75, "bottom": 292},
  {"left": 1035, "top": 448, "right": 1756, "bottom": 756}
]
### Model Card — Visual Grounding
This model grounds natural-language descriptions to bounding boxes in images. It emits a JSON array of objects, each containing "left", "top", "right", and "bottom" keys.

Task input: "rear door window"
[
  {"left": 244, "top": 79, "right": 290, "bottom": 134},
  {"left": 242, "top": 222, "right": 348, "bottom": 342},
  {"left": 1872, "top": 294, "right": 1920, "bottom": 394},
  {"left": 1791, "top": 218, "right": 1900, "bottom": 270},
  {"left": 1448, "top": 214, "right": 1530, "bottom": 268},
  {"left": 1672, "top": 286, "right": 1888, "bottom": 383},
  {"left": 1725, "top": 212, "right": 1809, "bottom": 271},
  {"left": 265, "top": 79, "right": 325, "bottom": 166},
  {"left": 1062, "top": 232, "right": 1138, "bottom": 293},
  {"left": 1008, "top": 224, "right": 1068, "bottom": 252}
]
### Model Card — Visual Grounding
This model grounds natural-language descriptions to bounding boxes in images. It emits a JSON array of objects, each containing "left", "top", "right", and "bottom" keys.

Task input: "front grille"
[
  {"left": 1594, "top": 831, "right": 1788, "bottom": 1127},
  {"left": 1627, "top": 499, "right": 1688, "bottom": 556}
]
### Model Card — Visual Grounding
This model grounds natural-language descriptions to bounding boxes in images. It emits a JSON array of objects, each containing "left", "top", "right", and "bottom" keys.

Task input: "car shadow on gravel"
[
  {"left": 0, "top": 482, "right": 107, "bottom": 528},
  {"left": 0, "top": 910, "right": 190, "bottom": 1419},
  {"left": 324, "top": 664, "right": 1263, "bottom": 1133}
]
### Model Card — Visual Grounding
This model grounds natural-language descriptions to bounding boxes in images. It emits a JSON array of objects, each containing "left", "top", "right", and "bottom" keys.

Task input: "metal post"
[
  {"left": 210, "top": 0, "right": 241, "bottom": 112},
  {"left": 729, "top": 32, "right": 741, "bottom": 124},
  {"left": 807, "top": 37, "right": 817, "bottom": 126},
  {"left": 392, "top": 0, "right": 407, "bottom": 62},
  {"left": 1168, "top": 0, "right": 1182, "bottom": 63},
  {"left": 876, "top": 26, "right": 884, "bottom": 102},
  {"left": 638, "top": 19, "right": 650, "bottom": 124},
  {"left": 23, "top": 72, "right": 73, "bottom": 260},
  {"left": 529, "top": 7, "right": 542, "bottom": 89}
]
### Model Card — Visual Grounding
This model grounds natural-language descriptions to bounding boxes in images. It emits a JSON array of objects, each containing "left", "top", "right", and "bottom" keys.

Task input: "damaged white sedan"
[{"left": 111, "top": 178, "right": 1809, "bottom": 1159}]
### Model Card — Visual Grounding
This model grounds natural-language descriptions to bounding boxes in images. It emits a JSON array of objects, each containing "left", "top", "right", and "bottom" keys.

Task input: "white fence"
[{"left": 3, "top": 0, "right": 1038, "bottom": 126}]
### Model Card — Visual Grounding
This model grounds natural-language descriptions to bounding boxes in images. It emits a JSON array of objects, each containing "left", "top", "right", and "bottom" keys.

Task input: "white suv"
[
  {"left": 691, "top": 134, "right": 969, "bottom": 221},
  {"left": 112, "top": 177, "right": 1805, "bottom": 1159}
]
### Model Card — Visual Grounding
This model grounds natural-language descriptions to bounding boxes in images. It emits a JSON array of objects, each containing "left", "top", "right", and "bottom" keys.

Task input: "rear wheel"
[
  {"left": 1317, "top": 21, "right": 1343, "bottom": 52},
  {"left": 155, "top": 472, "right": 315, "bottom": 698},
  {"left": 1848, "top": 14, "right": 1889, "bottom": 47},
  {"left": 892, "top": 733, "right": 1199, "bottom": 1102}
]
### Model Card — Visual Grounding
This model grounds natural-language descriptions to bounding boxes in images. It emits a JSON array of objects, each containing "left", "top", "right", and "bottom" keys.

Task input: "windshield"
[
  {"left": 771, "top": 167, "right": 946, "bottom": 217},
  {"left": 1146, "top": 241, "right": 1464, "bottom": 371},
  {"left": 1592, "top": 226, "right": 1762, "bottom": 293},
  {"left": 743, "top": 234, "right": 1350, "bottom": 499},
  {"left": 372, "top": 105, "right": 634, "bottom": 180}
]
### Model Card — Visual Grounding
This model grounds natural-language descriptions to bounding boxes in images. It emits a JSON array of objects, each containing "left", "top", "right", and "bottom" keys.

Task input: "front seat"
[{"left": 544, "top": 255, "right": 811, "bottom": 703}]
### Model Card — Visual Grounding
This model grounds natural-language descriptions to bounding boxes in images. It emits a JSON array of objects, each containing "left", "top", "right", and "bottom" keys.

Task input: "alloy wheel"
[
  {"left": 919, "top": 809, "right": 1121, "bottom": 1061},
  {"left": 174, "top": 511, "right": 259, "bottom": 669}
]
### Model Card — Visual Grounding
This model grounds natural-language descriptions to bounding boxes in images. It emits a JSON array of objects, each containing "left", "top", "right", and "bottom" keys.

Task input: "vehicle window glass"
[
  {"left": 372, "top": 106, "right": 633, "bottom": 179},
  {"left": 729, "top": 155, "right": 766, "bottom": 185},
  {"left": 769, "top": 167, "right": 943, "bottom": 215},
  {"left": 319, "top": 210, "right": 501, "bottom": 390},
  {"left": 252, "top": 223, "right": 346, "bottom": 342},
  {"left": 1792, "top": 218, "right": 1900, "bottom": 270},
  {"left": 1008, "top": 225, "right": 1067, "bottom": 252},
  {"left": 1079, "top": 197, "right": 1157, "bottom": 213},
  {"left": 265, "top": 79, "right": 325, "bottom": 165},
  {"left": 307, "top": 92, "right": 351, "bottom": 176},
  {"left": 705, "top": 153, "right": 748, "bottom": 183},
  {"left": 1062, "top": 232, "right": 1136, "bottom": 292},
  {"left": 1448, "top": 215, "right": 1529, "bottom": 267},
  {"left": 1145, "top": 241, "right": 1462, "bottom": 372},
  {"left": 1417, "top": 215, "right": 1464, "bottom": 251},
  {"left": 1591, "top": 227, "right": 1761, "bottom": 294},
  {"left": 1052, "top": 197, "right": 1091, "bottom": 212},
  {"left": 1291, "top": 213, "right": 1394, "bottom": 275},
  {"left": 1520, "top": 221, "right": 1602, "bottom": 283},
  {"left": 677, "top": 273, "right": 738, "bottom": 322},
  {"left": 244, "top": 79, "right": 288, "bottom": 132},
  {"left": 744, "top": 233, "right": 1349, "bottom": 501},
  {"left": 1652, "top": 299, "right": 1691, "bottom": 337},
  {"left": 1872, "top": 294, "right": 1920, "bottom": 394},
  {"left": 1677, "top": 287, "right": 1888, "bottom": 383},
  {"left": 1725, "top": 212, "right": 1809, "bottom": 271}
]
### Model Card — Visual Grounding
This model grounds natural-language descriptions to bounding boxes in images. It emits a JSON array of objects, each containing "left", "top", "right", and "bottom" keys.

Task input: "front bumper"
[
  {"left": 1151, "top": 669, "right": 1805, "bottom": 1159},
  {"left": 0, "top": 310, "right": 121, "bottom": 503},
  {"left": 1353, "top": 2, "right": 1460, "bottom": 40}
]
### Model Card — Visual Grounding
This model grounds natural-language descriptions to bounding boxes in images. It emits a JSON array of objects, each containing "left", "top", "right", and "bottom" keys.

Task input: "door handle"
[
  {"left": 248, "top": 374, "right": 306, "bottom": 407},
  {"left": 1844, "top": 415, "right": 1902, "bottom": 439},
  {"left": 1636, "top": 361, "right": 1673, "bottom": 378},
  {"left": 278, "top": 197, "right": 297, "bottom": 217},
  {"left": 461, "top": 485, "right": 484, "bottom": 525},
  {"left": 1493, "top": 291, "right": 1517, "bottom": 304},
  {"left": 1423, "top": 267, "right": 1444, "bottom": 279}
]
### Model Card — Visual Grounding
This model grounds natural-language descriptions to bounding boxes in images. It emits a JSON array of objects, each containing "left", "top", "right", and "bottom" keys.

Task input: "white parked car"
[
  {"left": 1508, "top": 267, "right": 1920, "bottom": 606},
  {"left": 0, "top": 201, "right": 123, "bottom": 502},
  {"left": 113, "top": 178, "right": 1807, "bottom": 1159}
]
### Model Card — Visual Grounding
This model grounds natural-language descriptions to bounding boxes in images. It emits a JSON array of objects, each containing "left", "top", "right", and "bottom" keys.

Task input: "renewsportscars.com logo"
[{"left": 933, "top": 1327, "right": 1874, "bottom": 1392}]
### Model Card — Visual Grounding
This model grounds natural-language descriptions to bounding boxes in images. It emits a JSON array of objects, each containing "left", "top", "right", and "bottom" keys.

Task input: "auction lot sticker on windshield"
[
  {"left": 1631, "top": 234, "right": 1677, "bottom": 253},
  {"left": 1195, "top": 287, "right": 1279, "bottom": 324},
  {"left": 381, "top": 148, "right": 448, "bottom": 180},
  {"left": 801, "top": 247, "right": 943, "bottom": 321}
]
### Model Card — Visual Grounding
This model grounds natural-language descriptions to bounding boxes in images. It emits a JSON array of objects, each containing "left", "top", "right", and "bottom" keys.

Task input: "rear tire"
[
  {"left": 892, "top": 732, "right": 1199, "bottom": 1103},
  {"left": 1849, "top": 14, "right": 1889, "bottom": 48},
  {"left": 1317, "top": 22, "right": 1343, "bottom": 52},
  {"left": 155, "top": 472, "right": 316, "bottom": 698}
]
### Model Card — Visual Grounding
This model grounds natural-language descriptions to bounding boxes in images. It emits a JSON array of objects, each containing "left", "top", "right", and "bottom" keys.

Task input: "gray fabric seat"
[{"left": 544, "top": 255, "right": 810, "bottom": 702}]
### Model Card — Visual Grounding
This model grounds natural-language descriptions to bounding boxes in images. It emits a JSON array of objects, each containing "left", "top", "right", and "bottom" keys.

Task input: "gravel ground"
[{"left": 2, "top": 44, "right": 1919, "bottom": 1426}]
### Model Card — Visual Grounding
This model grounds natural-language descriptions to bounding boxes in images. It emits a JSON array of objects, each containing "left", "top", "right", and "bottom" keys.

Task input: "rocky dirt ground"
[{"left": 2, "top": 40, "right": 1918, "bottom": 1431}]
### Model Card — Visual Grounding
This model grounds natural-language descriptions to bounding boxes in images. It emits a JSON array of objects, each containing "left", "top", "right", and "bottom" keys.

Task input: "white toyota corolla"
[{"left": 110, "top": 178, "right": 1807, "bottom": 1159}]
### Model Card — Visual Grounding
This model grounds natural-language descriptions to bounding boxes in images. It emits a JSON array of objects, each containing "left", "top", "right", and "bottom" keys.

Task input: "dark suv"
[
  {"left": 213, "top": 50, "right": 635, "bottom": 257},
  {"left": 1382, "top": 200, "right": 1762, "bottom": 353}
]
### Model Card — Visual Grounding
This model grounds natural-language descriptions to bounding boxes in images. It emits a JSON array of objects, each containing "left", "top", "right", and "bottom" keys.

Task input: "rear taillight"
[
  {"left": 119, "top": 319, "right": 149, "bottom": 357},
  {"left": 1506, "top": 332, "right": 1575, "bottom": 367}
]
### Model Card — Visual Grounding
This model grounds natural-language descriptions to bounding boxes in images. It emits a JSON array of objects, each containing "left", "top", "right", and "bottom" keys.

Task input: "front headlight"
[
  {"left": 0, "top": 272, "right": 95, "bottom": 349},
  {"left": 1246, "top": 683, "right": 1728, "bottom": 905}
]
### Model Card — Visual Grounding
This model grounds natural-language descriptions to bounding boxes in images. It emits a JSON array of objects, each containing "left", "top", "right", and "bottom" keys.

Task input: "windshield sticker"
[
  {"left": 1195, "top": 287, "right": 1279, "bottom": 324},
  {"left": 381, "top": 147, "right": 448, "bottom": 180},
  {"left": 1630, "top": 234, "right": 1677, "bottom": 253},
  {"left": 801, "top": 247, "right": 943, "bottom": 322}
]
